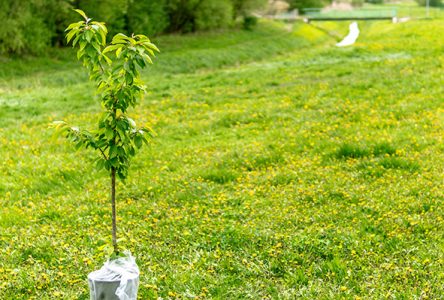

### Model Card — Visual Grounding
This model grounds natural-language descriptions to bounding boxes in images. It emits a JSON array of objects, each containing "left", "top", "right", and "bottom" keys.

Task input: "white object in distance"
[{"left": 336, "top": 22, "right": 360, "bottom": 47}]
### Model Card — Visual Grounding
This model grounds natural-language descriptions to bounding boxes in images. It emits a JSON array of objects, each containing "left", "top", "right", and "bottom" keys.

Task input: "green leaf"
[
  {"left": 85, "top": 30, "right": 93, "bottom": 43},
  {"left": 96, "top": 159, "right": 106, "bottom": 171},
  {"left": 135, "top": 57, "right": 146, "bottom": 68},
  {"left": 117, "top": 146, "right": 125, "bottom": 156},
  {"left": 99, "top": 30, "right": 107, "bottom": 46},
  {"left": 105, "top": 128, "right": 114, "bottom": 139},
  {"left": 103, "top": 44, "right": 122, "bottom": 54},
  {"left": 128, "top": 146, "right": 135, "bottom": 156},
  {"left": 92, "top": 42, "right": 101, "bottom": 53},
  {"left": 125, "top": 73, "right": 134, "bottom": 85},
  {"left": 102, "top": 54, "right": 112, "bottom": 65},
  {"left": 110, "top": 157, "right": 119, "bottom": 167},
  {"left": 135, "top": 34, "right": 150, "bottom": 42},
  {"left": 143, "top": 47, "right": 155, "bottom": 57},
  {"left": 127, "top": 37, "right": 136, "bottom": 45},
  {"left": 79, "top": 41, "right": 87, "bottom": 51},
  {"left": 92, "top": 22, "right": 108, "bottom": 34},
  {"left": 74, "top": 9, "right": 88, "bottom": 21},
  {"left": 77, "top": 49, "right": 84, "bottom": 60},
  {"left": 50, "top": 120, "right": 67, "bottom": 128},
  {"left": 145, "top": 42, "right": 160, "bottom": 53},
  {"left": 72, "top": 35, "right": 81, "bottom": 47},
  {"left": 65, "top": 21, "right": 84, "bottom": 31},
  {"left": 75, "top": 141, "right": 84, "bottom": 150},
  {"left": 141, "top": 135, "right": 150, "bottom": 146},
  {"left": 117, "top": 171, "right": 126, "bottom": 180},
  {"left": 134, "top": 135, "right": 142, "bottom": 149},
  {"left": 143, "top": 54, "right": 153, "bottom": 64},
  {"left": 66, "top": 29, "right": 78, "bottom": 44},
  {"left": 112, "top": 33, "right": 129, "bottom": 44},
  {"left": 115, "top": 46, "right": 123, "bottom": 58},
  {"left": 109, "top": 145, "right": 117, "bottom": 158}
]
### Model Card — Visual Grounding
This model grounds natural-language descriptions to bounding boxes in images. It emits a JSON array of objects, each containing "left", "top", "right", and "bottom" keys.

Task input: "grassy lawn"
[{"left": 1, "top": 18, "right": 444, "bottom": 299}]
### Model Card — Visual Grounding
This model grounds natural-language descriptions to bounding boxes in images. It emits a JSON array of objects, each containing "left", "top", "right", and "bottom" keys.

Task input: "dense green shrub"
[
  {"left": 127, "top": 0, "right": 169, "bottom": 36},
  {"left": 289, "top": 0, "right": 333, "bottom": 11},
  {"left": 243, "top": 16, "right": 259, "bottom": 30},
  {"left": 365, "top": 0, "right": 384, "bottom": 4},
  {"left": 166, "top": 0, "right": 235, "bottom": 33},
  {"left": 165, "top": 0, "right": 200, "bottom": 33},
  {"left": 195, "top": 0, "right": 234, "bottom": 30},
  {"left": 0, "top": 0, "right": 71, "bottom": 55},
  {"left": 231, "top": 0, "right": 267, "bottom": 19},
  {"left": 37, "top": 0, "right": 73, "bottom": 46},
  {"left": 352, "top": 0, "right": 365, "bottom": 7},
  {"left": 415, "top": 0, "right": 442, "bottom": 7},
  {"left": 0, "top": 0, "right": 267, "bottom": 56}
]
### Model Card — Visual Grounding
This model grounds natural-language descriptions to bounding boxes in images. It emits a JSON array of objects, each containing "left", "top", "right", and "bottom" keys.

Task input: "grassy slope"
[{"left": 1, "top": 18, "right": 444, "bottom": 299}]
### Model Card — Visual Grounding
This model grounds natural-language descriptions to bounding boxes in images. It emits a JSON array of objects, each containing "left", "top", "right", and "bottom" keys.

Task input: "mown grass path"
[{"left": 1, "top": 19, "right": 444, "bottom": 299}]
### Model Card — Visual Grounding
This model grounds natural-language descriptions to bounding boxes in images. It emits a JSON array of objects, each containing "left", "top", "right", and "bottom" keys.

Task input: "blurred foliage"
[
  {"left": 289, "top": 0, "right": 333, "bottom": 12},
  {"left": 365, "top": 0, "right": 384, "bottom": 4},
  {"left": 0, "top": 0, "right": 266, "bottom": 56},
  {"left": 195, "top": 0, "right": 234, "bottom": 31},
  {"left": 0, "top": 0, "right": 71, "bottom": 55},
  {"left": 352, "top": 0, "right": 365, "bottom": 7},
  {"left": 232, "top": 0, "right": 268, "bottom": 18},
  {"left": 243, "top": 15, "right": 259, "bottom": 30},
  {"left": 127, "top": 0, "right": 170, "bottom": 36},
  {"left": 415, "top": 0, "right": 442, "bottom": 7}
]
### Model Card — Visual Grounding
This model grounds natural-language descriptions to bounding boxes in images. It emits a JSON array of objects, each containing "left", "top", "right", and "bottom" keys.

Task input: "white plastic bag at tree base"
[
  {"left": 88, "top": 251, "right": 139, "bottom": 300},
  {"left": 336, "top": 22, "right": 360, "bottom": 47}
]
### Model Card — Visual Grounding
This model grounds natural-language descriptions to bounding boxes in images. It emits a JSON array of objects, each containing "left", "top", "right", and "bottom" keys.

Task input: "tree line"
[
  {"left": 3, "top": 0, "right": 436, "bottom": 56},
  {"left": 0, "top": 0, "right": 266, "bottom": 56}
]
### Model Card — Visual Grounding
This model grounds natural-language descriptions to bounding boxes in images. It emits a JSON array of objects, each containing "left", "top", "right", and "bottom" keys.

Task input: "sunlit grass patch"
[
  {"left": 335, "top": 142, "right": 398, "bottom": 160},
  {"left": 246, "top": 153, "right": 285, "bottom": 170},
  {"left": 214, "top": 112, "right": 267, "bottom": 128},
  {"left": 269, "top": 173, "right": 298, "bottom": 186},
  {"left": 379, "top": 157, "right": 420, "bottom": 172},
  {"left": 335, "top": 143, "right": 371, "bottom": 159},
  {"left": 373, "top": 141, "right": 397, "bottom": 156},
  {"left": 199, "top": 168, "right": 239, "bottom": 184},
  {"left": 37, "top": 210, "right": 63, "bottom": 224}
]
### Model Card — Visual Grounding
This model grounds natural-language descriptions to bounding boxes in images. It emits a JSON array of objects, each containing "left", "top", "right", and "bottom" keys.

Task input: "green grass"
[{"left": 2, "top": 17, "right": 444, "bottom": 299}]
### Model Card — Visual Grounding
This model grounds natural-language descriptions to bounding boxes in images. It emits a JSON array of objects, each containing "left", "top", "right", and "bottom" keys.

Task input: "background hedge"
[{"left": 0, "top": 0, "right": 267, "bottom": 56}]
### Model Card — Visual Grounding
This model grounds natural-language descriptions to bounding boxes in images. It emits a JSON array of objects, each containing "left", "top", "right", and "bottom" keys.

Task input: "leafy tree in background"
[
  {"left": 288, "top": 0, "right": 333, "bottom": 12},
  {"left": 195, "top": 0, "right": 234, "bottom": 30},
  {"left": 0, "top": 0, "right": 71, "bottom": 55},
  {"left": 165, "top": 0, "right": 204, "bottom": 33},
  {"left": 0, "top": 0, "right": 268, "bottom": 56},
  {"left": 415, "top": 0, "right": 442, "bottom": 7},
  {"left": 231, "top": 0, "right": 267, "bottom": 19},
  {"left": 127, "top": 0, "right": 170, "bottom": 36},
  {"left": 365, "top": 0, "right": 384, "bottom": 4},
  {"left": 38, "top": 0, "right": 73, "bottom": 47},
  {"left": 166, "top": 0, "right": 265, "bottom": 33}
]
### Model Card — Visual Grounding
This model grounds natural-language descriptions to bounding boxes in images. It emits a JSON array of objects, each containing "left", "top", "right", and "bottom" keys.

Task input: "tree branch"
[{"left": 98, "top": 147, "right": 108, "bottom": 161}]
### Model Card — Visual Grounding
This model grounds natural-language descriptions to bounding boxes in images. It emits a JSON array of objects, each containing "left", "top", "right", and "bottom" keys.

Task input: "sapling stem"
[{"left": 111, "top": 167, "right": 118, "bottom": 254}]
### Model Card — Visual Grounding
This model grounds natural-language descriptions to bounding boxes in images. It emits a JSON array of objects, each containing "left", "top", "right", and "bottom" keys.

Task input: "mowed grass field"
[{"left": 1, "top": 17, "right": 444, "bottom": 299}]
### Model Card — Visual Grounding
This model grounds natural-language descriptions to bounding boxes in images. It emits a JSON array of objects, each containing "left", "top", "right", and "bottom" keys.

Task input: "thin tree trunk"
[{"left": 111, "top": 167, "right": 118, "bottom": 254}]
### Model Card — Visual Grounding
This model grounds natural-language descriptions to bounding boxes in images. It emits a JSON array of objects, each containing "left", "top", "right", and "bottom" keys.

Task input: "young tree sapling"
[{"left": 52, "top": 9, "right": 159, "bottom": 255}]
